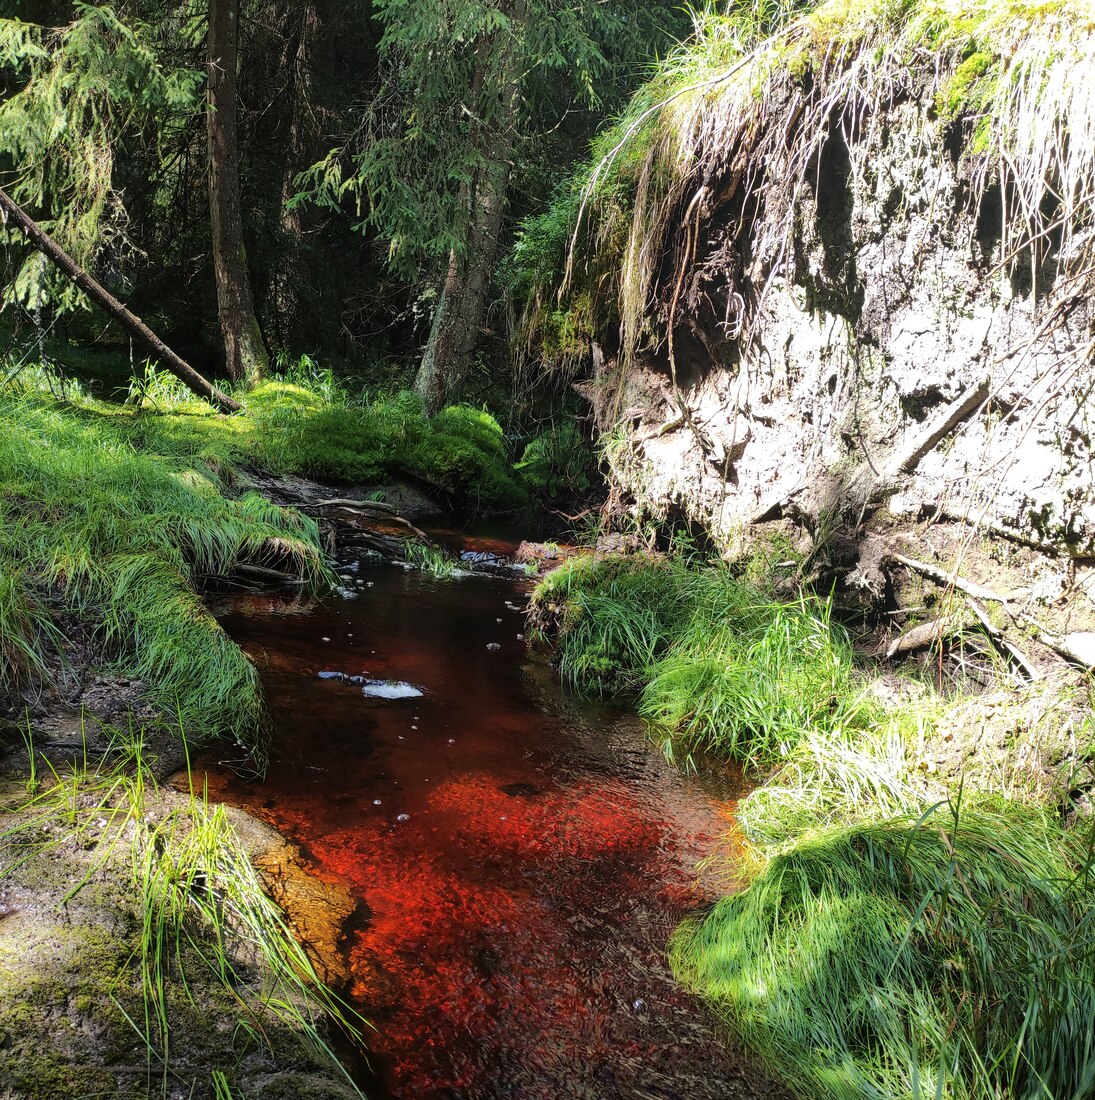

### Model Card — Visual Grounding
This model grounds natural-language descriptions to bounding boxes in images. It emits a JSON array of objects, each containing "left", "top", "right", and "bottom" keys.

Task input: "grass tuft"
[
  {"left": 0, "top": 378, "right": 332, "bottom": 747},
  {"left": 672, "top": 802, "right": 1095, "bottom": 1100},
  {"left": 0, "top": 746, "right": 366, "bottom": 1095},
  {"left": 531, "top": 554, "right": 861, "bottom": 768}
]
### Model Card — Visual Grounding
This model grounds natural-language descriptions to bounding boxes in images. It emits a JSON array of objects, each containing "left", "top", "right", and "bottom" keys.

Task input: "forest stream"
[{"left": 190, "top": 524, "right": 786, "bottom": 1100}]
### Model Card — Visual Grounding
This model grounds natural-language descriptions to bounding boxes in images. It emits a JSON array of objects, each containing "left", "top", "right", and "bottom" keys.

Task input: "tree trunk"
[
  {"left": 414, "top": 22, "right": 521, "bottom": 416},
  {"left": 208, "top": 0, "right": 269, "bottom": 386},
  {"left": 0, "top": 186, "right": 240, "bottom": 413},
  {"left": 415, "top": 153, "right": 512, "bottom": 415},
  {"left": 269, "top": 1, "right": 324, "bottom": 349}
]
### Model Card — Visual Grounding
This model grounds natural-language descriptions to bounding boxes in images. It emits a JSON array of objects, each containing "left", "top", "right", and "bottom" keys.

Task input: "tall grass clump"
[
  {"left": 0, "top": 381, "right": 331, "bottom": 746},
  {"left": 531, "top": 555, "right": 860, "bottom": 768},
  {"left": 737, "top": 719, "right": 942, "bottom": 849},
  {"left": 671, "top": 803, "right": 1095, "bottom": 1100},
  {"left": 135, "top": 786, "right": 364, "bottom": 1087}
]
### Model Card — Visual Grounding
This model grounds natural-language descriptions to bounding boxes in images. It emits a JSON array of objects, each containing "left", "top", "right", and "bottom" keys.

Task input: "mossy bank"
[{"left": 0, "top": 360, "right": 548, "bottom": 1098}]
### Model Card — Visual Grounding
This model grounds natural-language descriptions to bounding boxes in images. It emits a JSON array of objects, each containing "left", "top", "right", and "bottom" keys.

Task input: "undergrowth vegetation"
[
  {"left": 533, "top": 551, "right": 1095, "bottom": 1098},
  {"left": 530, "top": 554, "right": 864, "bottom": 768},
  {"left": 0, "top": 377, "right": 330, "bottom": 746},
  {"left": 672, "top": 802, "right": 1095, "bottom": 1100},
  {"left": 123, "top": 359, "right": 528, "bottom": 510},
  {"left": 0, "top": 359, "right": 532, "bottom": 750}
]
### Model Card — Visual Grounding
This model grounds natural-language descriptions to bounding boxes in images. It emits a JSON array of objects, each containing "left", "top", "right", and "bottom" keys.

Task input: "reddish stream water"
[{"left": 201, "top": 525, "right": 778, "bottom": 1100}]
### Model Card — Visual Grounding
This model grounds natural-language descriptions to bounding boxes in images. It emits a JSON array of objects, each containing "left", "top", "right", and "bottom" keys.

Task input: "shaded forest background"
[{"left": 0, "top": 0, "right": 685, "bottom": 420}]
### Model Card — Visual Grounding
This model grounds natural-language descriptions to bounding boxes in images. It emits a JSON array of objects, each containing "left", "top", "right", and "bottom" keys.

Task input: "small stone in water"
[
  {"left": 397, "top": 813, "right": 409, "bottom": 822},
  {"left": 361, "top": 680, "right": 424, "bottom": 700},
  {"left": 411, "top": 725, "right": 418, "bottom": 730},
  {"left": 496, "top": 617, "right": 503, "bottom": 622},
  {"left": 317, "top": 670, "right": 346, "bottom": 681},
  {"left": 322, "top": 636, "right": 331, "bottom": 642},
  {"left": 372, "top": 799, "right": 382, "bottom": 806},
  {"left": 486, "top": 642, "right": 501, "bottom": 651},
  {"left": 447, "top": 738, "right": 455, "bottom": 744}
]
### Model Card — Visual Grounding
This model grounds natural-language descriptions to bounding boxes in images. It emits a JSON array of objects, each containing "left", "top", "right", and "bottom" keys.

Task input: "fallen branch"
[
  {"left": 329, "top": 505, "right": 429, "bottom": 542},
  {"left": 886, "top": 618, "right": 953, "bottom": 658},
  {"left": 891, "top": 554, "right": 1026, "bottom": 604},
  {"left": 232, "top": 563, "right": 303, "bottom": 585},
  {"left": 883, "top": 377, "right": 991, "bottom": 481},
  {"left": 965, "top": 597, "right": 1042, "bottom": 681},
  {"left": 308, "top": 498, "right": 398, "bottom": 513},
  {"left": 0, "top": 186, "right": 240, "bottom": 413}
]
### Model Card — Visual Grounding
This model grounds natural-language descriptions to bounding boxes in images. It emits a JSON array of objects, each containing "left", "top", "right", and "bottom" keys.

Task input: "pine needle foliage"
[
  {"left": 672, "top": 802, "right": 1095, "bottom": 1100},
  {"left": 0, "top": 5, "right": 202, "bottom": 308}
]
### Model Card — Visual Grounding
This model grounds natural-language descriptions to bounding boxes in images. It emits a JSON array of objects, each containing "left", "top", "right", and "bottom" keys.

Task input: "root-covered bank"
[{"left": 517, "top": 0, "right": 1095, "bottom": 639}]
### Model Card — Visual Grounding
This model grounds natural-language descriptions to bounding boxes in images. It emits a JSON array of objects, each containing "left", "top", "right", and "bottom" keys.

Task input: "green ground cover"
[
  {"left": 532, "top": 551, "right": 1095, "bottom": 1099},
  {"left": 0, "top": 360, "right": 528, "bottom": 752}
]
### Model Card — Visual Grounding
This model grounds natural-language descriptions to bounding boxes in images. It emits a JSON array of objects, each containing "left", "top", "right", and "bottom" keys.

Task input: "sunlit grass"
[
  {"left": 404, "top": 539, "right": 460, "bottom": 579},
  {"left": 0, "top": 381, "right": 331, "bottom": 748},
  {"left": 672, "top": 801, "right": 1095, "bottom": 1100},
  {"left": 531, "top": 554, "right": 861, "bottom": 768}
]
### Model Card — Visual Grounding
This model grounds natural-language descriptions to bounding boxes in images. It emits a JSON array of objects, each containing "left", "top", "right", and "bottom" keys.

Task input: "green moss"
[
  {"left": 936, "top": 49, "right": 995, "bottom": 119},
  {"left": 431, "top": 405, "right": 506, "bottom": 457}
]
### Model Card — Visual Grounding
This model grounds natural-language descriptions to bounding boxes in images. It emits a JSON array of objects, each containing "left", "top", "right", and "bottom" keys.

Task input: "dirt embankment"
[{"left": 562, "top": 49, "right": 1095, "bottom": 695}]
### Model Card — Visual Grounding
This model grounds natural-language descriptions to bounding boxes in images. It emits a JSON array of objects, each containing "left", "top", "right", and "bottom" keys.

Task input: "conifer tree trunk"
[
  {"left": 416, "top": 154, "right": 512, "bottom": 415},
  {"left": 208, "top": 0, "right": 269, "bottom": 386},
  {"left": 414, "top": 25, "right": 520, "bottom": 415},
  {"left": 269, "top": 1, "right": 324, "bottom": 348}
]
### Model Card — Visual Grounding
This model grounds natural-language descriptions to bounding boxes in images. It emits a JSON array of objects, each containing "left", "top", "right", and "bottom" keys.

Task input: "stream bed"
[{"left": 199, "top": 527, "right": 785, "bottom": 1100}]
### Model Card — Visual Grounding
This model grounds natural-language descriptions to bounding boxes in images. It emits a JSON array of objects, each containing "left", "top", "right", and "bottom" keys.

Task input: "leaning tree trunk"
[
  {"left": 208, "top": 0, "right": 269, "bottom": 386},
  {"left": 0, "top": 186, "right": 240, "bottom": 412}
]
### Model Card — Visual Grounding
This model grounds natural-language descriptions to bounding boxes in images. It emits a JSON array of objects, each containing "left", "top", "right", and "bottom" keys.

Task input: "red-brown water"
[{"left": 203, "top": 528, "right": 780, "bottom": 1100}]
